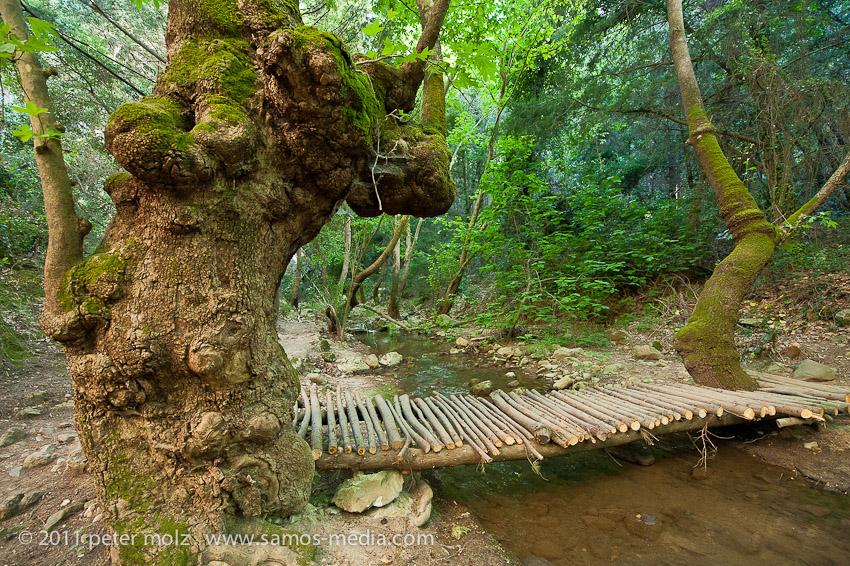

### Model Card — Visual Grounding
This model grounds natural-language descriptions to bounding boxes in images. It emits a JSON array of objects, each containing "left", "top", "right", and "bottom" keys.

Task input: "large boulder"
[
  {"left": 379, "top": 352, "right": 404, "bottom": 367},
  {"left": 369, "top": 479, "right": 433, "bottom": 527},
  {"left": 793, "top": 359, "right": 836, "bottom": 382},
  {"left": 633, "top": 345, "right": 662, "bottom": 361},
  {"left": 552, "top": 347, "right": 584, "bottom": 361},
  {"left": 835, "top": 309, "right": 850, "bottom": 327},
  {"left": 338, "top": 359, "right": 370, "bottom": 373},
  {"left": 332, "top": 470, "right": 404, "bottom": 513},
  {"left": 23, "top": 445, "right": 58, "bottom": 469},
  {"left": 469, "top": 380, "right": 494, "bottom": 396},
  {"left": 0, "top": 426, "right": 27, "bottom": 447}
]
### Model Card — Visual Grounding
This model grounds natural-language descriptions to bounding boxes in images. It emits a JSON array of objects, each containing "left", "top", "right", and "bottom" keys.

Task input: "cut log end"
[
  {"left": 328, "top": 446, "right": 337, "bottom": 455},
  {"left": 311, "top": 448, "right": 323, "bottom": 460},
  {"left": 455, "top": 440, "right": 464, "bottom": 448},
  {"left": 743, "top": 408, "right": 756, "bottom": 420},
  {"left": 357, "top": 447, "right": 366, "bottom": 456},
  {"left": 630, "top": 421, "right": 641, "bottom": 431}
]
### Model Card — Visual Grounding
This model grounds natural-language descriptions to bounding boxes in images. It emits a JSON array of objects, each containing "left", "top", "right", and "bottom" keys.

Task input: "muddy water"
[
  {"left": 360, "top": 334, "right": 850, "bottom": 565},
  {"left": 437, "top": 441, "right": 850, "bottom": 565}
]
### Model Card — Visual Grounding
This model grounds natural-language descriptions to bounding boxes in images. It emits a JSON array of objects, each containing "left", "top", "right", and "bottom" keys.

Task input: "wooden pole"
[
  {"left": 336, "top": 386, "right": 353, "bottom": 453},
  {"left": 489, "top": 391, "right": 552, "bottom": 444},
  {"left": 424, "top": 397, "right": 463, "bottom": 447},
  {"left": 298, "top": 387, "right": 311, "bottom": 439},
  {"left": 344, "top": 391, "right": 367, "bottom": 455},
  {"left": 354, "top": 392, "right": 379, "bottom": 454},
  {"left": 528, "top": 390, "right": 610, "bottom": 441},
  {"left": 397, "top": 395, "right": 437, "bottom": 452},
  {"left": 374, "top": 395, "right": 403, "bottom": 450},
  {"left": 550, "top": 390, "right": 629, "bottom": 432},
  {"left": 414, "top": 397, "right": 457, "bottom": 450},
  {"left": 431, "top": 395, "right": 493, "bottom": 462},
  {"left": 309, "top": 384, "right": 323, "bottom": 460},
  {"left": 326, "top": 391, "right": 338, "bottom": 455},
  {"left": 569, "top": 390, "right": 642, "bottom": 431}
]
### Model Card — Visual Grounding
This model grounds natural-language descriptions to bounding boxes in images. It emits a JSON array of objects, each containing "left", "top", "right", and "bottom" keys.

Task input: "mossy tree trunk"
[
  {"left": 667, "top": 0, "right": 850, "bottom": 390},
  {"left": 40, "top": 1, "right": 454, "bottom": 564}
]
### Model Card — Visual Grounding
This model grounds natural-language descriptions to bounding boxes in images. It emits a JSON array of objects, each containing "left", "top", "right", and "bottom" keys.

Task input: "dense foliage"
[{"left": 2, "top": 0, "right": 849, "bottom": 350}]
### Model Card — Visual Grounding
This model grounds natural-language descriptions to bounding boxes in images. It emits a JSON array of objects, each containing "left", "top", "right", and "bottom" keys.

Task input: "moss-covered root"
[
  {"left": 674, "top": 232, "right": 778, "bottom": 391},
  {"left": 105, "top": 97, "right": 214, "bottom": 187}
]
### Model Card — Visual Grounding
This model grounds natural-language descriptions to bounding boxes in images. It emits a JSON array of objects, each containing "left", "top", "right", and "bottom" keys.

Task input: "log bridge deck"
[{"left": 295, "top": 372, "right": 850, "bottom": 472}]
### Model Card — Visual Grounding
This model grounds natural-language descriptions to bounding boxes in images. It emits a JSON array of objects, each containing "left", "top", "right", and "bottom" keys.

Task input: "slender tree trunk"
[
  {"left": 372, "top": 260, "right": 387, "bottom": 302},
  {"left": 27, "top": 1, "right": 454, "bottom": 562},
  {"left": 387, "top": 219, "right": 402, "bottom": 318},
  {"left": 338, "top": 213, "right": 351, "bottom": 288},
  {"left": 399, "top": 217, "right": 422, "bottom": 297},
  {"left": 667, "top": 0, "right": 850, "bottom": 390},
  {"left": 290, "top": 248, "right": 302, "bottom": 308},
  {"left": 0, "top": 0, "right": 90, "bottom": 333},
  {"left": 336, "top": 215, "right": 409, "bottom": 338}
]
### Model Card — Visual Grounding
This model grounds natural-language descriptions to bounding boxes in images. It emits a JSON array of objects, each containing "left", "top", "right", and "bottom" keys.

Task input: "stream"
[{"left": 360, "top": 331, "right": 850, "bottom": 565}]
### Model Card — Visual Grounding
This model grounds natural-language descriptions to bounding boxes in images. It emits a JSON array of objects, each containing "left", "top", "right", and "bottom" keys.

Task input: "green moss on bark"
[
  {"left": 674, "top": 231, "right": 778, "bottom": 390},
  {"left": 290, "top": 26, "right": 381, "bottom": 143},
  {"left": 59, "top": 252, "right": 129, "bottom": 312},
  {"left": 195, "top": 0, "right": 242, "bottom": 35},
  {"left": 161, "top": 39, "right": 256, "bottom": 104},
  {"left": 110, "top": 98, "right": 194, "bottom": 154}
]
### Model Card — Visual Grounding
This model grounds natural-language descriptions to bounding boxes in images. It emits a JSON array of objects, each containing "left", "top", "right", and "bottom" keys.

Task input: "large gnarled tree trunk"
[
  {"left": 36, "top": 1, "right": 453, "bottom": 563},
  {"left": 667, "top": 0, "right": 850, "bottom": 390}
]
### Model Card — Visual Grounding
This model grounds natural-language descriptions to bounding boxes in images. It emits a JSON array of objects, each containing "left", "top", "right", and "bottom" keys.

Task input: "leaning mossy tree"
[
  {"left": 12, "top": 0, "right": 454, "bottom": 563},
  {"left": 667, "top": 0, "right": 850, "bottom": 390}
]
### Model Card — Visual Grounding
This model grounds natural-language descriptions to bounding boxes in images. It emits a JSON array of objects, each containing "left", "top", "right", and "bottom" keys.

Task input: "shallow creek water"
[{"left": 361, "top": 332, "right": 850, "bottom": 565}]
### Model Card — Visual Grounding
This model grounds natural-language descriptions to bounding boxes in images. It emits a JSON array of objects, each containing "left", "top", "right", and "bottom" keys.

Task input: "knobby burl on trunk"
[{"left": 41, "top": 0, "right": 453, "bottom": 562}]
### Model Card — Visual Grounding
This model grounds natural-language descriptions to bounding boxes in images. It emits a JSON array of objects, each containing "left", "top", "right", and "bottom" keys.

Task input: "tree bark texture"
[{"left": 39, "top": 1, "right": 454, "bottom": 563}]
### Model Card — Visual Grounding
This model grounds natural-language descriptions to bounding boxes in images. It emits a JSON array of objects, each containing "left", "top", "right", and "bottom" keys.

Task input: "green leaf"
[
  {"left": 11, "top": 101, "right": 48, "bottom": 117},
  {"left": 362, "top": 22, "right": 384, "bottom": 37},
  {"left": 11, "top": 124, "right": 35, "bottom": 142},
  {"left": 27, "top": 18, "right": 57, "bottom": 39},
  {"left": 387, "top": 8, "right": 398, "bottom": 20},
  {"left": 381, "top": 38, "right": 403, "bottom": 57}
]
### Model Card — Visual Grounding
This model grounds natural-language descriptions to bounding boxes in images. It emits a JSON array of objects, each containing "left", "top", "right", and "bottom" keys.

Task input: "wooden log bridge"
[{"left": 294, "top": 374, "right": 850, "bottom": 472}]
